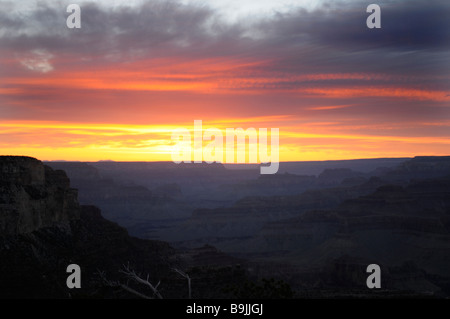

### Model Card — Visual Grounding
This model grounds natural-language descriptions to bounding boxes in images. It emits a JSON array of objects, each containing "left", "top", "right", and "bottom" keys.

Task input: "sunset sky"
[{"left": 0, "top": 0, "right": 449, "bottom": 162}]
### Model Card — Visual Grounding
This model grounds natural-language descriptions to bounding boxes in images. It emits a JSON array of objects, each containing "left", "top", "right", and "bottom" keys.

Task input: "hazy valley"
[
  {"left": 1, "top": 156, "right": 450, "bottom": 298},
  {"left": 45, "top": 156, "right": 450, "bottom": 296}
]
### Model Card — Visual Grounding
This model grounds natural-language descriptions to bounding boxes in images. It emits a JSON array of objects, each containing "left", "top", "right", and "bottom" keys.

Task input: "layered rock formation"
[
  {"left": 0, "top": 157, "right": 246, "bottom": 298},
  {"left": 234, "top": 176, "right": 450, "bottom": 295},
  {"left": 0, "top": 156, "right": 79, "bottom": 235},
  {"left": 160, "top": 157, "right": 450, "bottom": 296}
]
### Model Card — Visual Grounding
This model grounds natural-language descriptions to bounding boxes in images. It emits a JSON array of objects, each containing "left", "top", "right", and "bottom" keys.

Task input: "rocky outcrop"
[
  {"left": 0, "top": 156, "right": 79, "bottom": 235},
  {"left": 317, "top": 168, "right": 364, "bottom": 186},
  {"left": 44, "top": 161, "right": 192, "bottom": 238},
  {"left": 0, "top": 156, "right": 249, "bottom": 298},
  {"left": 382, "top": 156, "right": 450, "bottom": 183},
  {"left": 169, "top": 177, "right": 386, "bottom": 243}
]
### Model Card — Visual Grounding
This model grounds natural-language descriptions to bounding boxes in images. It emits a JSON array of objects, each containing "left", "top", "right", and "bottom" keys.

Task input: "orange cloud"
[{"left": 301, "top": 87, "right": 450, "bottom": 102}]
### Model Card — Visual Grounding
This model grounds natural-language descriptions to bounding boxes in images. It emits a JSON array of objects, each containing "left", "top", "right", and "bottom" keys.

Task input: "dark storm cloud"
[
  {"left": 0, "top": 0, "right": 247, "bottom": 58},
  {"left": 249, "top": 0, "right": 450, "bottom": 78},
  {"left": 260, "top": 0, "right": 450, "bottom": 51},
  {"left": 0, "top": 0, "right": 448, "bottom": 87}
]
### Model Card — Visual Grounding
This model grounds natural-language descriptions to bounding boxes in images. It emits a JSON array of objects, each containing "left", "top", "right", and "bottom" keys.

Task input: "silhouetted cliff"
[
  {"left": 0, "top": 156, "right": 79, "bottom": 235},
  {"left": 0, "top": 157, "right": 246, "bottom": 298}
]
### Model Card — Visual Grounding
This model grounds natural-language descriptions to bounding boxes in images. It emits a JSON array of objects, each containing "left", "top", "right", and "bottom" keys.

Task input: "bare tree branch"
[
  {"left": 119, "top": 264, "right": 163, "bottom": 299},
  {"left": 118, "top": 283, "right": 153, "bottom": 300},
  {"left": 96, "top": 265, "right": 163, "bottom": 299},
  {"left": 173, "top": 268, "right": 191, "bottom": 299}
]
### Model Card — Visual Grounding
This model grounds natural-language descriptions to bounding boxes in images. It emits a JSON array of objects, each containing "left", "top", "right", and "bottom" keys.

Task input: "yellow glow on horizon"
[{"left": 1, "top": 119, "right": 449, "bottom": 163}]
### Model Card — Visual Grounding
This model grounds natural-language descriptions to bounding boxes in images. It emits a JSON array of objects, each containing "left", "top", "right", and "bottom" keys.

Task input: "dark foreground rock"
[{"left": 0, "top": 157, "right": 246, "bottom": 299}]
